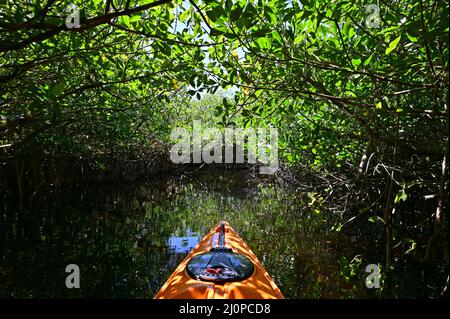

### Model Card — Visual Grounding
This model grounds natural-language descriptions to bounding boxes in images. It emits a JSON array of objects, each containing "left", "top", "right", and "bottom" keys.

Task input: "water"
[{"left": 0, "top": 170, "right": 444, "bottom": 298}]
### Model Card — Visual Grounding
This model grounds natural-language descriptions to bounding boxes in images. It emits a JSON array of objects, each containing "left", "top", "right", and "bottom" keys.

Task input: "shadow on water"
[{"left": 0, "top": 170, "right": 444, "bottom": 298}]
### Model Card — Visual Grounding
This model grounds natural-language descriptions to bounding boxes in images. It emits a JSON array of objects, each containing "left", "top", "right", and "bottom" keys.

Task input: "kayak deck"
[{"left": 154, "top": 221, "right": 284, "bottom": 299}]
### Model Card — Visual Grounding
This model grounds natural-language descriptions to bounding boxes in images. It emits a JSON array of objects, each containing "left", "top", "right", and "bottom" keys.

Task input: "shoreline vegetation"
[{"left": 0, "top": 0, "right": 448, "bottom": 298}]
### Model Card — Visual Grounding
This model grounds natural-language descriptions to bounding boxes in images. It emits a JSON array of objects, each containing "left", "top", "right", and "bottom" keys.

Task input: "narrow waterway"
[{"left": 0, "top": 170, "right": 442, "bottom": 298}]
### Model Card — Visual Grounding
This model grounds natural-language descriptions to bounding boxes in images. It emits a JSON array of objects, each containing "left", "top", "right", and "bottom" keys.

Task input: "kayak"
[{"left": 154, "top": 221, "right": 284, "bottom": 299}]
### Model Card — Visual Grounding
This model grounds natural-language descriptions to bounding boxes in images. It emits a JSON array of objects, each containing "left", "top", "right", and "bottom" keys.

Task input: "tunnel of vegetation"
[{"left": 0, "top": 0, "right": 448, "bottom": 297}]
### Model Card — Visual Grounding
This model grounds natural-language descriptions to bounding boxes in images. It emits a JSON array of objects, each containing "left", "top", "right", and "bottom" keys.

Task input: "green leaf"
[
  {"left": 257, "top": 37, "right": 270, "bottom": 49},
  {"left": 385, "top": 35, "right": 401, "bottom": 55},
  {"left": 51, "top": 82, "right": 65, "bottom": 96},
  {"left": 348, "top": 27, "right": 356, "bottom": 39},
  {"left": 210, "top": 28, "right": 224, "bottom": 36},
  {"left": 223, "top": 97, "right": 230, "bottom": 109},
  {"left": 272, "top": 31, "right": 282, "bottom": 44},
  {"left": 206, "top": 7, "right": 226, "bottom": 21},
  {"left": 225, "top": 0, "right": 233, "bottom": 14},
  {"left": 252, "top": 28, "right": 270, "bottom": 38},
  {"left": 119, "top": 15, "right": 131, "bottom": 28},
  {"left": 129, "top": 13, "right": 142, "bottom": 23},
  {"left": 368, "top": 215, "right": 383, "bottom": 223},
  {"left": 351, "top": 58, "right": 361, "bottom": 67},
  {"left": 394, "top": 191, "right": 408, "bottom": 203},
  {"left": 332, "top": 223, "right": 343, "bottom": 234},
  {"left": 364, "top": 53, "right": 374, "bottom": 65},
  {"left": 406, "top": 33, "right": 418, "bottom": 43},
  {"left": 230, "top": 6, "right": 243, "bottom": 21}
]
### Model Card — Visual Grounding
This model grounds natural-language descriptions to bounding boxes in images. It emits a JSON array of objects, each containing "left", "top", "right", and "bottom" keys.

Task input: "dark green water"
[{"left": 0, "top": 171, "right": 445, "bottom": 298}]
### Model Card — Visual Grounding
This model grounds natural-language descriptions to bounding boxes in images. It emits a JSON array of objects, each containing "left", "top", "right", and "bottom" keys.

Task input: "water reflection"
[
  {"left": 0, "top": 170, "right": 444, "bottom": 298},
  {"left": 168, "top": 229, "right": 201, "bottom": 254}
]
